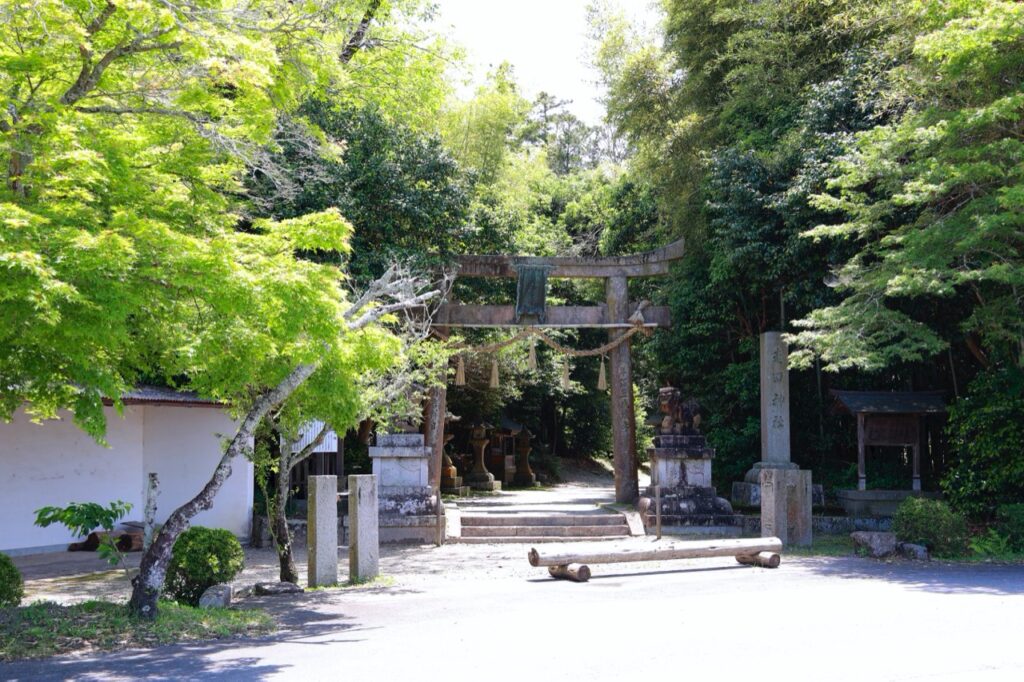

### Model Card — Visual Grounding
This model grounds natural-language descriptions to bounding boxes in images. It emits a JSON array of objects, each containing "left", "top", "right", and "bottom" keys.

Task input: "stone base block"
[
  {"left": 468, "top": 479, "right": 501, "bottom": 492},
  {"left": 836, "top": 489, "right": 940, "bottom": 518},
  {"left": 733, "top": 481, "right": 824, "bottom": 508},
  {"left": 442, "top": 485, "right": 471, "bottom": 497},
  {"left": 343, "top": 514, "right": 442, "bottom": 544},
  {"left": 656, "top": 524, "right": 743, "bottom": 538},
  {"left": 378, "top": 485, "right": 435, "bottom": 516},
  {"left": 441, "top": 475, "right": 463, "bottom": 489},
  {"left": 513, "top": 473, "right": 537, "bottom": 487},
  {"left": 645, "top": 485, "right": 734, "bottom": 518},
  {"left": 744, "top": 461, "right": 799, "bottom": 484},
  {"left": 761, "top": 469, "right": 812, "bottom": 547}
]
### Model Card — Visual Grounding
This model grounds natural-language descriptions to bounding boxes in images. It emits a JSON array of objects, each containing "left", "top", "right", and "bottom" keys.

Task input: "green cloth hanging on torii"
[{"left": 514, "top": 264, "right": 553, "bottom": 324}]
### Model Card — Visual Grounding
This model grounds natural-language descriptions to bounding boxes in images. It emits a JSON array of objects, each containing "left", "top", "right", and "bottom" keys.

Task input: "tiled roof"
[{"left": 120, "top": 385, "right": 222, "bottom": 406}]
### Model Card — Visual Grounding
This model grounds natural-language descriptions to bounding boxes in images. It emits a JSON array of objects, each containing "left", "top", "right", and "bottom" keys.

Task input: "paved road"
[{"left": 3, "top": 547, "right": 1023, "bottom": 682}]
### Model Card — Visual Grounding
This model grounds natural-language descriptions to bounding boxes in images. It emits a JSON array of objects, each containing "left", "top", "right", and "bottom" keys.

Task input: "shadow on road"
[
  {"left": 1, "top": 595, "right": 373, "bottom": 682},
  {"left": 795, "top": 556, "right": 1024, "bottom": 596}
]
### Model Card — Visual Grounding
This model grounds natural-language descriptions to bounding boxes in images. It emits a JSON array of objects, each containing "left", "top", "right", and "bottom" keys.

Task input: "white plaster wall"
[
  {"left": 0, "top": 407, "right": 145, "bottom": 554},
  {"left": 142, "top": 406, "right": 253, "bottom": 539}
]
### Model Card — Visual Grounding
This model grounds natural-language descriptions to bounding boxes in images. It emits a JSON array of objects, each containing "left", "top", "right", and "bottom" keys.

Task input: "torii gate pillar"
[{"left": 607, "top": 276, "right": 639, "bottom": 503}]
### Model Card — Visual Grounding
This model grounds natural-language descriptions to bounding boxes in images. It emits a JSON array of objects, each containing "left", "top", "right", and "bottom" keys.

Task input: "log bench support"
[{"left": 531, "top": 537, "right": 783, "bottom": 582}]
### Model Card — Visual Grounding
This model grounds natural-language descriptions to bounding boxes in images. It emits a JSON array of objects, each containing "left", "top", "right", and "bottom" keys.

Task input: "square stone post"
[
  {"left": 307, "top": 475, "right": 338, "bottom": 587},
  {"left": 606, "top": 275, "right": 639, "bottom": 503},
  {"left": 760, "top": 469, "right": 812, "bottom": 547},
  {"left": 348, "top": 474, "right": 379, "bottom": 582}
]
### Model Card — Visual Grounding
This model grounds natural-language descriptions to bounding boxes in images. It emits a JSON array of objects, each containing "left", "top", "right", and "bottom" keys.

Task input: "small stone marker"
[
  {"left": 307, "top": 474, "right": 339, "bottom": 587},
  {"left": 349, "top": 474, "right": 380, "bottom": 581},
  {"left": 760, "top": 468, "right": 812, "bottom": 547}
]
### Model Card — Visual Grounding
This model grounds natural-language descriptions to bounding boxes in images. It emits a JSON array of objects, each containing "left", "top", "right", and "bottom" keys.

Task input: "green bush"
[
  {"left": 0, "top": 552, "right": 24, "bottom": 607},
  {"left": 995, "top": 504, "right": 1024, "bottom": 552},
  {"left": 893, "top": 497, "right": 969, "bottom": 558},
  {"left": 165, "top": 527, "right": 245, "bottom": 606},
  {"left": 944, "top": 366, "right": 1024, "bottom": 517}
]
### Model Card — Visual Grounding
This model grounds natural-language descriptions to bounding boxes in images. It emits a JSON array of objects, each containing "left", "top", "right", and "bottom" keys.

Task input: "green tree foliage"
[
  {"left": 442, "top": 64, "right": 531, "bottom": 186},
  {"left": 34, "top": 501, "right": 132, "bottom": 571},
  {"left": 253, "top": 101, "right": 473, "bottom": 284},
  {"left": 944, "top": 366, "right": 1024, "bottom": 517},
  {"left": 792, "top": 1, "right": 1024, "bottom": 372},
  {"left": 0, "top": 0, "right": 434, "bottom": 438}
]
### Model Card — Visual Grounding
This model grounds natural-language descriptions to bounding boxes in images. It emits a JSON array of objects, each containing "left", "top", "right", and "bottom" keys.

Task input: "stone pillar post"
[
  {"left": 760, "top": 469, "right": 812, "bottom": 547},
  {"left": 307, "top": 475, "right": 338, "bottom": 587},
  {"left": 759, "top": 331, "right": 792, "bottom": 469},
  {"left": 607, "top": 275, "right": 639, "bottom": 503},
  {"left": 348, "top": 474, "right": 379, "bottom": 582}
]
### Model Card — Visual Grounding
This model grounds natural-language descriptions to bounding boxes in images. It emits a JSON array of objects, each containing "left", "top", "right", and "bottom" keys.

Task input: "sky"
[{"left": 430, "top": 0, "right": 662, "bottom": 125}]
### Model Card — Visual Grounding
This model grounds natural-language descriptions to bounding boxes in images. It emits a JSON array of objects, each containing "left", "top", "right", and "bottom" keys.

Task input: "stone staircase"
[{"left": 455, "top": 511, "right": 632, "bottom": 543}]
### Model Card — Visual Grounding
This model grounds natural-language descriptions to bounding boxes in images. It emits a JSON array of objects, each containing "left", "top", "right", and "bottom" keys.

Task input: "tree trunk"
[
  {"left": 128, "top": 363, "right": 316, "bottom": 619},
  {"left": 274, "top": 448, "right": 300, "bottom": 584}
]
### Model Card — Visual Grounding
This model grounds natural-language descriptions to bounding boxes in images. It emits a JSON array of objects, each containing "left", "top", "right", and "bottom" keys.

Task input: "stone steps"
[
  {"left": 456, "top": 510, "right": 633, "bottom": 542},
  {"left": 460, "top": 513, "right": 624, "bottom": 527},
  {"left": 451, "top": 535, "right": 628, "bottom": 544},
  {"left": 461, "top": 524, "right": 630, "bottom": 538}
]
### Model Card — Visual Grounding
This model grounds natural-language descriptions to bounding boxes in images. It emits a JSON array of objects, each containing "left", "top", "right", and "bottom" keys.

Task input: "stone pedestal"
[
  {"left": 370, "top": 433, "right": 436, "bottom": 515},
  {"left": 760, "top": 468, "right": 812, "bottom": 547},
  {"left": 644, "top": 394, "right": 735, "bottom": 530},
  {"left": 440, "top": 453, "right": 469, "bottom": 496},
  {"left": 513, "top": 430, "right": 537, "bottom": 487},
  {"left": 348, "top": 474, "right": 379, "bottom": 581},
  {"left": 307, "top": 475, "right": 338, "bottom": 587},
  {"left": 465, "top": 427, "right": 500, "bottom": 491}
]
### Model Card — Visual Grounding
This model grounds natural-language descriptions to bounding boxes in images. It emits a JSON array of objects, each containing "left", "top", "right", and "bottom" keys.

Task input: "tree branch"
[
  {"left": 62, "top": 28, "right": 181, "bottom": 106},
  {"left": 340, "top": 0, "right": 383, "bottom": 64}
]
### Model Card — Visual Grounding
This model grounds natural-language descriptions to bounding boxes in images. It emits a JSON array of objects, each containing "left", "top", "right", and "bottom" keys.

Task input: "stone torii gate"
[{"left": 424, "top": 239, "right": 684, "bottom": 503}]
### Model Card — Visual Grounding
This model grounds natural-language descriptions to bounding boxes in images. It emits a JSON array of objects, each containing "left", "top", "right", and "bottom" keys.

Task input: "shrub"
[
  {"left": 0, "top": 553, "right": 24, "bottom": 607},
  {"left": 944, "top": 366, "right": 1024, "bottom": 517},
  {"left": 995, "top": 503, "right": 1024, "bottom": 552},
  {"left": 893, "top": 497, "right": 969, "bottom": 558},
  {"left": 165, "top": 527, "right": 245, "bottom": 606}
]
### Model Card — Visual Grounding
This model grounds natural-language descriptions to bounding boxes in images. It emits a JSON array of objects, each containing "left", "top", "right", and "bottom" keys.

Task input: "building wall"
[
  {"left": 0, "top": 407, "right": 145, "bottom": 554},
  {"left": 141, "top": 405, "right": 253, "bottom": 538},
  {"left": 0, "top": 404, "right": 253, "bottom": 555}
]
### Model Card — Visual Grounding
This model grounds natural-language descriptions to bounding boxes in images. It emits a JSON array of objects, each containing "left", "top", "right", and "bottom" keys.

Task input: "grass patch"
[
  {"left": 784, "top": 534, "right": 855, "bottom": 557},
  {"left": 0, "top": 600, "right": 274, "bottom": 661}
]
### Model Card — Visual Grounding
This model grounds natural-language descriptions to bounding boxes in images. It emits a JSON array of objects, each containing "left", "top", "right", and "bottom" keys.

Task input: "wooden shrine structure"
[
  {"left": 423, "top": 239, "right": 685, "bottom": 503},
  {"left": 831, "top": 390, "right": 947, "bottom": 492}
]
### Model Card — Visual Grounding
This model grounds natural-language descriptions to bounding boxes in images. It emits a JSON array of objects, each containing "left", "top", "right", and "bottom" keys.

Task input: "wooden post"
[
  {"left": 606, "top": 275, "right": 639, "bottom": 503},
  {"left": 424, "top": 329, "right": 448, "bottom": 490},
  {"left": 655, "top": 485, "right": 662, "bottom": 540},
  {"left": 857, "top": 412, "right": 867, "bottom": 491},
  {"left": 912, "top": 444, "right": 921, "bottom": 492}
]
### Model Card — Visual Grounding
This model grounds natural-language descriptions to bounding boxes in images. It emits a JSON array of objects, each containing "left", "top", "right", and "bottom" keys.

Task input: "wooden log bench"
[{"left": 528, "top": 537, "right": 783, "bottom": 582}]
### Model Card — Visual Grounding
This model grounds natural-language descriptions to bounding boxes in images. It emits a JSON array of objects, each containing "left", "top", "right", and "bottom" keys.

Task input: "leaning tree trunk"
[
  {"left": 129, "top": 363, "right": 316, "bottom": 619},
  {"left": 270, "top": 423, "right": 329, "bottom": 584},
  {"left": 273, "top": 448, "right": 300, "bottom": 584}
]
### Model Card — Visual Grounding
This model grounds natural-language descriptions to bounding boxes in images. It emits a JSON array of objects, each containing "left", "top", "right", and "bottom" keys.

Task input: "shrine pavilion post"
[{"left": 431, "top": 240, "right": 685, "bottom": 504}]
